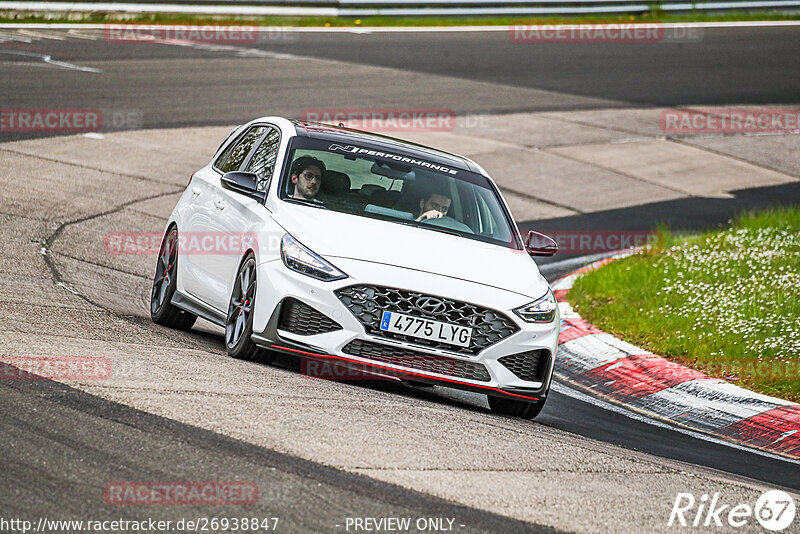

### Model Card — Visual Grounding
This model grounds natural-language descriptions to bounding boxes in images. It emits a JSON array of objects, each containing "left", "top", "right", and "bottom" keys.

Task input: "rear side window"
[
  {"left": 215, "top": 126, "right": 268, "bottom": 173},
  {"left": 245, "top": 128, "right": 281, "bottom": 191}
]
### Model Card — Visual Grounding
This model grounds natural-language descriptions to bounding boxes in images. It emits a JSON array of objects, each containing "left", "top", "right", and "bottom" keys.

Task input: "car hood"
[{"left": 272, "top": 206, "right": 549, "bottom": 300}]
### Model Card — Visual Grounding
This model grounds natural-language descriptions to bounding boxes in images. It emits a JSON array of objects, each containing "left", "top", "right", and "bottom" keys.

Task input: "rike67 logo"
[{"left": 669, "top": 490, "right": 796, "bottom": 531}]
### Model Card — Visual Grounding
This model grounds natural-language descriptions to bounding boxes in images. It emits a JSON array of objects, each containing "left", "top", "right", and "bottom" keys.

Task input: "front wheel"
[
  {"left": 225, "top": 254, "right": 275, "bottom": 364},
  {"left": 150, "top": 227, "right": 197, "bottom": 330},
  {"left": 488, "top": 395, "right": 546, "bottom": 419}
]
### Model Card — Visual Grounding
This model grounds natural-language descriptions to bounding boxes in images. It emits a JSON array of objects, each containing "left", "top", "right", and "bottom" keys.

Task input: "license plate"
[{"left": 380, "top": 311, "right": 472, "bottom": 348}]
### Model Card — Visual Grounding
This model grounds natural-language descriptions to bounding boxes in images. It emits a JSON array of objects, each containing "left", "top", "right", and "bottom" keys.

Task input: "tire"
[
  {"left": 151, "top": 227, "right": 197, "bottom": 330},
  {"left": 225, "top": 254, "right": 275, "bottom": 364},
  {"left": 488, "top": 395, "right": 546, "bottom": 420}
]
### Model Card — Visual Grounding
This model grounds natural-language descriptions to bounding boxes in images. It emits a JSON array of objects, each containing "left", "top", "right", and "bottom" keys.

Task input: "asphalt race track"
[
  {"left": 2, "top": 26, "right": 800, "bottom": 138},
  {"left": 1, "top": 26, "right": 799, "bottom": 533}
]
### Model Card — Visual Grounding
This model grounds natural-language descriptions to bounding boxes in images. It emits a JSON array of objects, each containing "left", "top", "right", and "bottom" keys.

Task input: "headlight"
[
  {"left": 280, "top": 234, "right": 347, "bottom": 282},
  {"left": 514, "top": 289, "right": 557, "bottom": 323}
]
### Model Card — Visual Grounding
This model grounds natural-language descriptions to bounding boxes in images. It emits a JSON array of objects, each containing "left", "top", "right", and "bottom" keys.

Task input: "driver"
[
  {"left": 290, "top": 156, "right": 326, "bottom": 201},
  {"left": 415, "top": 189, "right": 452, "bottom": 222}
]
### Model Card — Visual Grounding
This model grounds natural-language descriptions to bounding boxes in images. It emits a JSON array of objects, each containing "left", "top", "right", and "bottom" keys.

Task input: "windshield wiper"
[
  {"left": 419, "top": 225, "right": 463, "bottom": 238},
  {"left": 384, "top": 216, "right": 466, "bottom": 238},
  {"left": 285, "top": 198, "right": 329, "bottom": 210}
]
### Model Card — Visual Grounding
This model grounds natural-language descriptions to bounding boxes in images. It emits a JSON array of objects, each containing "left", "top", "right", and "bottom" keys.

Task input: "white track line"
[
  {"left": 0, "top": 49, "right": 100, "bottom": 71},
  {"left": 1, "top": 21, "right": 800, "bottom": 31}
]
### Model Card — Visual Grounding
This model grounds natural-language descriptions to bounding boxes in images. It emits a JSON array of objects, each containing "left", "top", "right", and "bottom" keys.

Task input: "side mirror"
[
  {"left": 220, "top": 171, "right": 266, "bottom": 201},
  {"left": 525, "top": 230, "right": 558, "bottom": 257}
]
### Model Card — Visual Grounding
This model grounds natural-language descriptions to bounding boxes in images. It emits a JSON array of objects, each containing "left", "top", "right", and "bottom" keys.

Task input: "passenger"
[
  {"left": 415, "top": 190, "right": 452, "bottom": 222},
  {"left": 290, "top": 156, "right": 326, "bottom": 201}
]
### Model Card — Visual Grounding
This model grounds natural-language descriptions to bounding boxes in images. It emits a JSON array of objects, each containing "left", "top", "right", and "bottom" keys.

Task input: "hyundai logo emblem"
[{"left": 415, "top": 296, "right": 446, "bottom": 314}]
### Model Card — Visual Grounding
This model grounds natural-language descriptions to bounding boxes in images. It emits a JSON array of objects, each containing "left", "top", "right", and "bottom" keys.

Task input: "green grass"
[
  {"left": 1, "top": 11, "right": 799, "bottom": 26},
  {"left": 569, "top": 205, "right": 800, "bottom": 402}
]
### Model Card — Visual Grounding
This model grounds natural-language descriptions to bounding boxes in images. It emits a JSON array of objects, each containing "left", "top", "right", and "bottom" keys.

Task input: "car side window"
[
  {"left": 216, "top": 126, "right": 268, "bottom": 173},
  {"left": 245, "top": 128, "right": 281, "bottom": 191}
]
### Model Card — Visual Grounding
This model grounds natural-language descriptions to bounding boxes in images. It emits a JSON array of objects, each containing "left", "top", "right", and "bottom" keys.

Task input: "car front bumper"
[{"left": 251, "top": 257, "right": 559, "bottom": 402}]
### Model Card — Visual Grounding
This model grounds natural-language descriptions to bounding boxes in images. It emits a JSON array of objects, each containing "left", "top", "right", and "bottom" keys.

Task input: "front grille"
[
  {"left": 342, "top": 339, "right": 491, "bottom": 382},
  {"left": 498, "top": 350, "right": 549, "bottom": 382},
  {"left": 335, "top": 285, "right": 519, "bottom": 355},
  {"left": 277, "top": 298, "right": 342, "bottom": 335}
]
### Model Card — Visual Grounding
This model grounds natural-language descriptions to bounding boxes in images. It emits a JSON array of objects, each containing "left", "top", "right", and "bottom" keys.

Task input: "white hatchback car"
[{"left": 151, "top": 117, "right": 560, "bottom": 419}]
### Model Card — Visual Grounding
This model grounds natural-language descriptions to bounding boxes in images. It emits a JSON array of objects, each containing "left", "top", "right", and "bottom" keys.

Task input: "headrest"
[
  {"left": 371, "top": 189, "right": 401, "bottom": 208},
  {"left": 321, "top": 170, "right": 351, "bottom": 195},
  {"left": 360, "top": 184, "right": 386, "bottom": 196}
]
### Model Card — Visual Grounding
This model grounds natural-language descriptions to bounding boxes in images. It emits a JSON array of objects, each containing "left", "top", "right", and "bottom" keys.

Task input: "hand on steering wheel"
[{"left": 416, "top": 210, "right": 444, "bottom": 222}]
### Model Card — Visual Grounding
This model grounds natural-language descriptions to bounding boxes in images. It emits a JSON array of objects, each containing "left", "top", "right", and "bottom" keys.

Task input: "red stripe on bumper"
[
  {"left": 269, "top": 344, "right": 540, "bottom": 401},
  {"left": 719, "top": 405, "right": 800, "bottom": 459},
  {"left": 575, "top": 354, "right": 711, "bottom": 399}
]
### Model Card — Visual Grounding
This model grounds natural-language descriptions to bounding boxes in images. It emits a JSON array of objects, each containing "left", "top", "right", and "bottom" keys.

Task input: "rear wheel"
[
  {"left": 225, "top": 254, "right": 275, "bottom": 364},
  {"left": 150, "top": 227, "right": 197, "bottom": 330},
  {"left": 488, "top": 395, "right": 546, "bottom": 420}
]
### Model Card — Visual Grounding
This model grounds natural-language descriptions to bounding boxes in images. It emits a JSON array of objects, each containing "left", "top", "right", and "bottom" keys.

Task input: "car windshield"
[{"left": 279, "top": 138, "right": 520, "bottom": 249}]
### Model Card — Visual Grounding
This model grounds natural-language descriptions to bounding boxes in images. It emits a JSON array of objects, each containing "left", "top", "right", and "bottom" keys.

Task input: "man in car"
[
  {"left": 416, "top": 189, "right": 452, "bottom": 222},
  {"left": 290, "top": 156, "right": 326, "bottom": 200}
]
